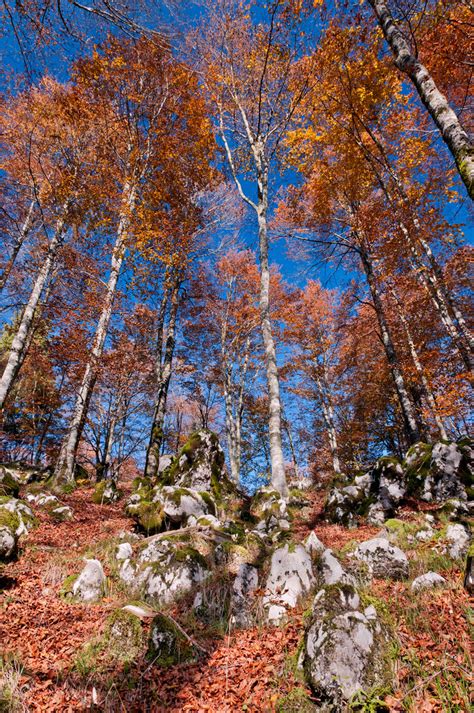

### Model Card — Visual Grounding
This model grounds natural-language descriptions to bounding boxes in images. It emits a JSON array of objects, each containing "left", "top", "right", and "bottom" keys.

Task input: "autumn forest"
[{"left": 0, "top": 0, "right": 473, "bottom": 710}]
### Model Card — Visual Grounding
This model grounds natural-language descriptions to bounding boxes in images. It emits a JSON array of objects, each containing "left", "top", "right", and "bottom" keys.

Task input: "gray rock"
[
  {"left": 231, "top": 563, "right": 259, "bottom": 628},
  {"left": 319, "top": 549, "right": 354, "bottom": 586},
  {"left": 0, "top": 526, "right": 17, "bottom": 560},
  {"left": 116, "top": 542, "right": 133, "bottom": 561},
  {"left": 73, "top": 559, "right": 106, "bottom": 602},
  {"left": 352, "top": 537, "right": 409, "bottom": 580},
  {"left": 264, "top": 543, "right": 315, "bottom": 623},
  {"left": 411, "top": 572, "right": 446, "bottom": 592},
  {"left": 305, "top": 531, "right": 326, "bottom": 556},
  {"left": 442, "top": 524, "right": 470, "bottom": 560},
  {"left": 304, "top": 583, "right": 391, "bottom": 707},
  {"left": 0, "top": 497, "right": 35, "bottom": 535}
]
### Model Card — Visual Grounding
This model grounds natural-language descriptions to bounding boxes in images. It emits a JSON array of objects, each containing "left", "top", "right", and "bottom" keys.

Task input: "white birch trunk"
[
  {"left": 53, "top": 183, "right": 136, "bottom": 484},
  {"left": 257, "top": 199, "right": 287, "bottom": 496},
  {"left": 360, "top": 246, "right": 421, "bottom": 444},
  {"left": 389, "top": 284, "right": 448, "bottom": 440},
  {"left": 0, "top": 206, "right": 68, "bottom": 409},
  {"left": 144, "top": 276, "right": 180, "bottom": 480},
  {"left": 315, "top": 368, "right": 342, "bottom": 475},
  {"left": 368, "top": 0, "right": 474, "bottom": 199},
  {"left": 0, "top": 199, "right": 36, "bottom": 293}
]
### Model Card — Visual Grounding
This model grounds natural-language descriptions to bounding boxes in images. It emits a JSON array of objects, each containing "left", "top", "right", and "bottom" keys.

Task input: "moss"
[
  {"left": 0, "top": 509, "right": 20, "bottom": 534},
  {"left": 103, "top": 609, "right": 144, "bottom": 664},
  {"left": 174, "top": 545, "right": 208, "bottom": 570},
  {"left": 126, "top": 500, "right": 165, "bottom": 534},
  {"left": 146, "top": 613, "right": 197, "bottom": 666},
  {"left": 0, "top": 471, "right": 19, "bottom": 498},
  {"left": 60, "top": 573, "right": 78, "bottom": 599},
  {"left": 403, "top": 442, "right": 433, "bottom": 496},
  {"left": 199, "top": 490, "right": 217, "bottom": 515},
  {"left": 92, "top": 480, "right": 115, "bottom": 504}
]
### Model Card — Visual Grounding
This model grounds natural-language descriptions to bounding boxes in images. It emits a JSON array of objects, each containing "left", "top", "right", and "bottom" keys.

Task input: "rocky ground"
[{"left": 0, "top": 433, "right": 473, "bottom": 712}]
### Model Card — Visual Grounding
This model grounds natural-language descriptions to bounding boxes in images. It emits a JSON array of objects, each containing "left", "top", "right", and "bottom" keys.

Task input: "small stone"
[
  {"left": 72, "top": 559, "right": 106, "bottom": 602},
  {"left": 116, "top": 542, "right": 133, "bottom": 560},
  {"left": 411, "top": 572, "right": 446, "bottom": 592},
  {"left": 319, "top": 549, "right": 354, "bottom": 586},
  {"left": 304, "top": 531, "right": 326, "bottom": 555},
  {"left": 442, "top": 524, "right": 470, "bottom": 559}
]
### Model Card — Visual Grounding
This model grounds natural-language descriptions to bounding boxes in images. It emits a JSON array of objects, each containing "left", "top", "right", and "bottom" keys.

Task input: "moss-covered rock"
[
  {"left": 0, "top": 468, "right": 20, "bottom": 498},
  {"left": 147, "top": 613, "right": 198, "bottom": 666},
  {"left": 304, "top": 583, "right": 393, "bottom": 708},
  {"left": 126, "top": 498, "right": 165, "bottom": 534},
  {"left": 0, "top": 507, "right": 19, "bottom": 560},
  {"left": 0, "top": 496, "right": 35, "bottom": 534},
  {"left": 159, "top": 430, "right": 236, "bottom": 505},
  {"left": 92, "top": 479, "right": 123, "bottom": 505},
  {"left": 103, "top": 609, "right": 144, "bottom": 663}
]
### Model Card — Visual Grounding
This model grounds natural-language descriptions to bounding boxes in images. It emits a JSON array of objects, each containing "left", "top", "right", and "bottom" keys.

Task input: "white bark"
[
  {"left": 53, "top": 183, "right": 136, "bottom": 484},
  {"left": 0, "top": 199, "right": 36, "bottom": 293},
  {"left": 388, "top": 284, "right": 448, "bottom": 440},
  {"left": 360, "top": 246, "right": 421, "bottom": 444},
  {"left": 144, "top": 275, "right": 180, "bottom": 480},
  {"left": 314, "top": 367, "right": 342, "bottom": 475},
  {"left": 368, "top": 0, "right": 474, "bottom": 199},
  {"left": 0, "top": 205, "right": 68, "bottom": 409}
]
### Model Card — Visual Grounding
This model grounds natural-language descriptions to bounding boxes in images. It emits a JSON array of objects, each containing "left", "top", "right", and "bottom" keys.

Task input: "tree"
[
  {"left": 366, "top": 0, "right": 474, "bottom": 199},
  {"left": 0, "top": 79, "right": 99, "bottom": 410},
  {"left": 197, "top": 0, "right": 312, "bottom": 496}
]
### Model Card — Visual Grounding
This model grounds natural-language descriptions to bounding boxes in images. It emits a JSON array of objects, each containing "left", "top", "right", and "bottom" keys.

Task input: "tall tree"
[{"left": 198, "top": 0, "right": 312, "bottom": 496}]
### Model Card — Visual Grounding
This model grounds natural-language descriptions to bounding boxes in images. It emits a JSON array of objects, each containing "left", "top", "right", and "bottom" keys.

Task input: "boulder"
[
  {"left": 103, "top": 609, "right": 144, "bottom": 663},
  {"left": 147, "top": 613, "right": 198, "bottom": 666},
  {"left": 72, "top": 559, "right": 106, "bottom": 602},
  {"left": 352, "top": 537, "right": 409, "bottom": 580},
  {"left": 411, "top": 572, "right": 447, "bottom": 592},
  {"left": 0, "top": 510, "right": 18, "bottom": 560},
  {"left": 305, "top": 531, "right": 326, "bottom": 556},
  {"left": 120, "top": 536, "right": 211, "bottom": 607},
  {"left": 160, "top": 430, "right": 234, "bottom": 504},
  {"left": 304, "top": 583, "right": 391, "bottom": 708},
  {"left": 0, "top": 467, "right": 20, "bottom": 497},
  {"left": 0, "top": 496, "right": 35, "bottom": 535},
  {"left": 324, "top": 439, "right": 473, "bottom": 527},
  {"left": 318, "top": 549, "right": 355, "bottom": 587},
  {"left": 116, "top": 542, "right": 133, "bottom": 561},
  {"left": 263, "top": 543, "right": 315, "bottom": 623},
  {"left": 230, "top": 563, "right": 259, "bottom": 628},
  {"left": 441, "top": 523, "right": 470, "bottom": 560}
]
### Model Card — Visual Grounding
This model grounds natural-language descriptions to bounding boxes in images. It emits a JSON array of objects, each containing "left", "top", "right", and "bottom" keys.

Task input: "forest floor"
[{"left": 0, "top": 484, "right": 472, "bottom": 712}]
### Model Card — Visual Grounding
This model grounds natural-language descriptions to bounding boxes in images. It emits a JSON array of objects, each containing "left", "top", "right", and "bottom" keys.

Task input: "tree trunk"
[
  {"left": 314, "top": 366, "right": 342, "bottom": 475},
  {"left": 389, "top": 283, "right": 448, "bottom": 440},
  {"left": 368, "top": 0, "right": 474, "bottom": 199},
  {"left": 0, "top": 206, "right": 68, "bottom": 410},
  {"left": 257, "top": 187, "right": 287, "bottom": 497},
  {"left": 53, "top": 183, "right": 136, "bottom": 485},
  {"left": 359, "top": 246, "right": 421, "bottom": 445},
  {"left": 0, "top": 199, "right": 36, "bottom": 294},
  {"left": 144, "top": 274, "right": 181, "bottom": 480}
]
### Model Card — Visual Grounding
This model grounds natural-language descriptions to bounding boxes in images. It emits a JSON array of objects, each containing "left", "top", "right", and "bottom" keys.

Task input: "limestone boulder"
[
  {"left": 352, "top": 537, "right": 409, "bottom": 580},
  {"left": 263, "top": 542, "right": 315, "bottom": 623},
  {"left": 304, "top": 583, "right": 391, "bottom": 708},
  {"left": 92, "top": 479, "right": 123, "bottom": 504},
  {"left": 411, "top": 572, "right": 447, "bottom": 592},
  {"left": 71, "top": 559, "right": 106, "bottom": 602},
  {"left": 441, "top": 523, "right": 470, "bottom": 560}
]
